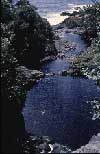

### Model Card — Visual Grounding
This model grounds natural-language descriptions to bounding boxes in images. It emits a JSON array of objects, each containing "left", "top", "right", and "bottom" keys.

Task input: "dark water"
[{"left": 23, "top": 32, "right": 100, "bottom": 149}]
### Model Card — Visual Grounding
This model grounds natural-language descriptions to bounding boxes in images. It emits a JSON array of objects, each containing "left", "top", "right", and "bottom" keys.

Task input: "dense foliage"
[
  {"left": 13, "top": 0, "right": 56, "bottom": 67},
  {"left": 61, "top": 2, "right": 100, "bottom": 120},
  {"left": 1, "top": 0, "right": 56, "bottom": 153},
  {"left": 68, "top": 2, "right": 100, "bottom": 120},
  {"left": 62, "top": 2, "right": 100, "bottom": 84},
  {"left": 76, "top": 3, "right": 100, "bottom": 84},
  {"left": 63, "top": 2, "right": 100, "bottom": 43}
]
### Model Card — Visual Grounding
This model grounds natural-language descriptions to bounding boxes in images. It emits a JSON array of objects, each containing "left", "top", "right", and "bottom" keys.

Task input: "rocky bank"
[
  {"left": 1, "top": 0, "right": 100, "bottom": 153},
  {"left": 73, "top": 133, "right": 100, "bottom": 153}
]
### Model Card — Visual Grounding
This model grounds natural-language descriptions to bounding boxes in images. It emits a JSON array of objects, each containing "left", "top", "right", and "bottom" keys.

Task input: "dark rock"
[
  {"left": 60, "top": 12, "right": 71, "bottom": 16},
  {"left": 52, "top": 143, "right": 71, "bottom": 153},
  {"left": 61, "top": 68, "right": 84, "bottom": 77},
  {"left": 61, "top": 11, "right": 79, "bottom": 17},
  {"left": 39, "top": 143, "right": 51, "bottom": 152}
]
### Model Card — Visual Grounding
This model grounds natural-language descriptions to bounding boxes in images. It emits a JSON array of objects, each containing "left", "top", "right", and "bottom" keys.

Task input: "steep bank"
[
  {"left": 23, "top": 21, "right": 100, "bottom": 153},
  {"left": 1, "top": 0, "right": 56, "bottom": 153},
  {"left": 59, "top": 2, "right": 100, "bottom": 86},
  {"left": 1, "top": 0, "right": 100, "bottom": 153},
  {"left": 56, "top": 3, "right": 100, "bottom": 152},
  {"left": 58, "top": 1, "right": 100, "bottom": 133}
]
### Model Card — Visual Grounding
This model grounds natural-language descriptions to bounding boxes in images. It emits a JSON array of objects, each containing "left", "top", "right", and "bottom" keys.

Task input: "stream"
[{"left": 22, "top": 28, "right": 100, "bottom": 150}]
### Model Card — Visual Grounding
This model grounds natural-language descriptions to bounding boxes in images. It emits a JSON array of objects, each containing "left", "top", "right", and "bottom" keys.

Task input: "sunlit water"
[
  {"left": 29, "top": 0, "right": 93, "bottom": 25},
  {"left": 23, "top": 31, "right": 100, "bottom": 149},
  {"left": 13, "top": 0, "right": 94, "bottom": 25}
]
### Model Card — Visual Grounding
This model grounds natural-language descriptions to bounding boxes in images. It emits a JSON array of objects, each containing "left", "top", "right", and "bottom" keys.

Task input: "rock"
[
  {"left": 60, "top": 12, "right": 71, "bottom": 16},
  {"left": 42, "top": 136, "right": 53, "bottom": 144},
  {"left": 40, "top": 56, "right": 56, "bottom": 63},
  {"left": 72, "top": 134, "right": 100, "bottom": 153},
  {"left": 52, "top": 143, "right": 71, "bottom": 153},
  {"left": 21, "top": 135, "right": 71, "bottom": 153},
  {"left": 30, "top": 136, "right": 38, "bottom": 142},
  {"left": 39, "top": 143, "right": 51, "bottom": 152},
  {"left": 16, "top": 66, "right": 44, "bottom": 79},
  {"left": 61, "top": 70, "right": 69, "bottom": 76},
  {"left": 46, "top": 72, "right": 55, "bottom": 77},
  {"left": 61, "top": 68, "right": 85, "bottom": 77}
]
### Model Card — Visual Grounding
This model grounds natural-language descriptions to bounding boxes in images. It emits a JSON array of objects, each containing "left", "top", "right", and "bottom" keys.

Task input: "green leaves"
[{"left": 1, "top": 0, "right": 56, "bottom": 108}]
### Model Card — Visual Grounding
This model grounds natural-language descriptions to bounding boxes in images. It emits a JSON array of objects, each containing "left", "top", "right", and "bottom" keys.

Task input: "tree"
[
  {"left": 91, "top": 0, "right": 97, "bottom": 4},
  {"left": 16, "top": 0, "right": 30, "bottom": 7}
]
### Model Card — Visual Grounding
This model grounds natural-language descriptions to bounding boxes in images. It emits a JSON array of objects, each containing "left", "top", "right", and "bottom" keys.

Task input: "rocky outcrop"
[
  {"left": 16, "top": 66, "right": 44, "bottom": 80},
  {"left": 19, "top": 135, "right": 71, "bottom": 153},
  {"left": 1, "top": 63, "right": 44, "bottom": 153},
  {"left": 72, "top": 133, "right": 100, "bottom": 153}
]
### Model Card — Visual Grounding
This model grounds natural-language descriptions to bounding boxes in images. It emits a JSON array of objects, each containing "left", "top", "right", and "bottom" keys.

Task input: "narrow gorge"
[{"left": 1, "top": 0, "right": 100, "bottom": 153}]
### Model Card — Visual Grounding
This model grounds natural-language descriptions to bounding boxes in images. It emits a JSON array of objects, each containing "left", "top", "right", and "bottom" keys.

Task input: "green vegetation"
[
  {"left": 89, "top": 99, "right": 100, "bottom": 120},
  {"left": 1, "top": 0, "right": 100, "bottom": 152},
  {"left": 62, "top": 2, "right": 100, "bottom": 85},
  {"left": 60, "top": 11, "right": 79, "bottom": 17},
  {"left": 73, "top": 34, "right": 100, "bottom": 85},
  {"left": 61, "top": 2, "right": 100, "bottom": 120},
  {"left": 62, "top": 2, "right": 100, "bottom": 120},
  {"left": 1, "top": 0, "right": 56, "bottom": 153},
  {"left": 75, "top": 3, "right": 100, "bottom": 84},
  {"left": 13, "top": 0, "right": 56, "bottom": 67},
  {"left": 62, "top": 2, "right": 100, "bottom": 42}
]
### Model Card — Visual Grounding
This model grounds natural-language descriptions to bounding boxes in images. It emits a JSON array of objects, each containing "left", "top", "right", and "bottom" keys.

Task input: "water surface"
[{"left": 23, "top": 31, "right": 100, "bottom": 149}]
